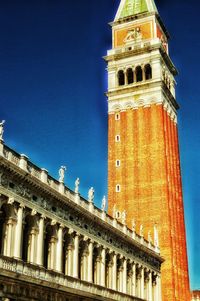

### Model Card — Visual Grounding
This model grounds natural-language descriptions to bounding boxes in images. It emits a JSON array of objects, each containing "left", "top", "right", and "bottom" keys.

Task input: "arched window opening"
[
  {"left": 144, "top": 64, "right": 152, "bottom": 80},
  {"left": 115, "top": 113, "right": 120, "bottom": 120},
  {"left": 127, "top": 68, "right": 134, "bottom": 84},
  {"left": 135, "top": 66, "right": 143, "bottom": 82},
  {"left": 118, "top": 70, "right": 125, "bottom": 86}
]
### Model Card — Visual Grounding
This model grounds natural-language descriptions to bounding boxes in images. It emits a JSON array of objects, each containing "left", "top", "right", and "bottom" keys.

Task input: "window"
[
  {"left": 144, "top": 64, "right": 152, "bottom": 80},
  {"left": 115, "top": 113, "right": 120, "bottom": 120},
  {"left": 135, "top": 66, "right": 143, "bottom": 82},
  {"left": 118, "top": 70, "right": 125, "bottom": 86},
  {"left": 116, "top": 160, "right": 121, "bottom": 167},
  {"left": 127, "top": 68, "right": 134, "bottom": 84},
  {"left": 116, "top": 184, "right": 121, "bottom": 192},
  {"left": 115, "top": 135, "right": 120, "bottom": 142}
]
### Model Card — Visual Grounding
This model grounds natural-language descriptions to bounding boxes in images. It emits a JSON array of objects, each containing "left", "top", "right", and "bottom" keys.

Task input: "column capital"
[
  {"left": 68, "top": 228, "right": 75, "bottom": 235},
  {"left": 8, "top": 197, "right": 15, "bottom": 205},
  {"left": 40, "top": 214, "right": 46, "bottom": 220},
  {"left": 18, "top": 202, "right": 25, "bottom": 209},
  {"left": 31, "top": 209, "right": 37, "bottom": 216},
  {"left": 51, "top": 219, "right": 57, "bottom": 226},
  {"left": 83, "top": 235, "right": 89, "bottom": 242},
  {"left": 58, "top": 223, "right": 65, "bottom": 229}
]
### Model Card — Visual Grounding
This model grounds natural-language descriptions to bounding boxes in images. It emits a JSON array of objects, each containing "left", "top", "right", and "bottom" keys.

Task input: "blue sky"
[{"left": 0, "top": 0, "right": 199, "bottom": 289}]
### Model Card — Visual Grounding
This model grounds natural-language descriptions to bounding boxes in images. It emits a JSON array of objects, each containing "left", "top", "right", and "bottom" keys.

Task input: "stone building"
[
  {"left": 106, "top": 1, "right": 190, "bottom": 301},
  {"left": 192, "top": 291, "right": 200, "bottom": 301},
  {"left": 0, "top": 138, "right": 163, "bottom": 300}
]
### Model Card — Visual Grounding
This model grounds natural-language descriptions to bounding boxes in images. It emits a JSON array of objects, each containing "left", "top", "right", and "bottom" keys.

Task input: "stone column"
[
  {"left": 119, "top": 260, "right": 124, "bottom": 293},
  {"left": 67, "top": 244, "right": 73, "bottom": 276},
  {"left": 49, "top": 236, "right": 57, "bottom": 270},
  {"left": 156, "top": 275, "right": 161, "bottom": 301},
  {"left": 88, "top": 240, "right": 93, "bottom": 283},
  {"left": 148, "top": 271, "right": 153, "bottom": 301},
  {"left": 122, "top": 258, "right": 127, "bottom": 294},
  {"left": 152, "top": 273, "right": 160, "bottom": 301},
  {"left": 96, "top": 252, "right": 101, "bottom": 285},
  {"left": 136, "top": 265, "right": 141, "bottom": 298},
  {"left": 14, "top": 205, "right": 24, "bottom": 259},
  {"left": 101, "top": 247, "right": 106, "bottom": 286},
  {"left": 73, "top": 233, "right": 79, "bottom": 278},
  {"left": 30, "top": 228, "right": 37, "bottom": 263},
  {"left": 112, "top": 253, "right": 117, "bottom": 290},
  {"left": 56, "top": 225, "right": 63, "bottom": 273},
  {"left": 131, "top": 263, "right": 136, "bottom": 296},
  {"left": 37, "top": 216, "right": 45, "bottom": 266},
  {"left": 6, "top": 219, "right": 13, "bottom": 257},
  {"left": 140, "top": 266, "right": 144, "bottom": 299},
  {"left": 107, "top": 261, "right": 113, "bottom": 289}
]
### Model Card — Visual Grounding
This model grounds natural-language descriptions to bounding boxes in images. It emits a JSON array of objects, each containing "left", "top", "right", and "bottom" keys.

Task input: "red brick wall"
[{"left": 108, "top": 104, "right": 190, "bottom": 301}]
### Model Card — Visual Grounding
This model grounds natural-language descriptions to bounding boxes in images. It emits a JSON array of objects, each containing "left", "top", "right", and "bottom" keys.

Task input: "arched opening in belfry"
[
  {"left": 118, "top": 70, "right": 125, "bottom": 86},
  {"left": 135, "top": 66, "right": 143, "bottom": 82},
  {"left": 127, "top": 68, "right": 134, "bottom": 84},
  {"left": 144, "top": 64, "right": 152, "bottom": 80}
]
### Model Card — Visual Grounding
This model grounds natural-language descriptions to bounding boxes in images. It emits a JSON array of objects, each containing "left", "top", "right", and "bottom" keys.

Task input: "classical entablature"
[{"left": 0, "top": 138, "right": 163, "bottom": 301}]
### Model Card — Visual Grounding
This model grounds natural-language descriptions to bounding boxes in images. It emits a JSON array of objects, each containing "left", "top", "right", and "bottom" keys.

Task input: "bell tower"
[{"left": 106, "top": 0, "right": 190, "bottom": 301}]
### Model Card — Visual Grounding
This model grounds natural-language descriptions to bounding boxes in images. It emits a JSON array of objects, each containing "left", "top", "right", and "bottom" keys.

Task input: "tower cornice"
[{"left": 106, "top": 80, "right": 179, "bottom": 111}]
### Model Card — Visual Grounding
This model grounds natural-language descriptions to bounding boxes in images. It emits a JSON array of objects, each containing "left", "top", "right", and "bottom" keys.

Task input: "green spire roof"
[{"left": 115, "top": 0, "right": 158, "bottom": 21}]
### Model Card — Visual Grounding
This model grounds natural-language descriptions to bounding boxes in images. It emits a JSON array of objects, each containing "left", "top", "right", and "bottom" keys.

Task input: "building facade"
[
  {"left": 106, "top": 1, "right": 190, "bottom": 301},
  {"left": 0, "top": 139, "right": 163, "bottom": 301},
  {"left": 192, "top": 291, "right": 200, "bottom": 301}
]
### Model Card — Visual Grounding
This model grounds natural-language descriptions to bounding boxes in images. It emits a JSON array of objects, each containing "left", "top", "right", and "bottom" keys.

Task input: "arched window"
[
  {"left": 135, "top": 66, "right": 143, "bottom": 82},
  {"left": 127, "top": 68, "right": 134, "bottom": 84},
  {"left": 118, "top": 70, "right": 125, "bottom": 86},
  {"left": 144, "top": 64, "right": 152, "bottom": 80},
  {"left": 115, "top": 113, "right": 120, "bottom": 120}
]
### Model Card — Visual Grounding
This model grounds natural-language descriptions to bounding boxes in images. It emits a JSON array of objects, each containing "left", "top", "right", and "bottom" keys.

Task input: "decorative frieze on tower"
[{"left": 105, "top": 1, "right": 190, "bottom": 301}]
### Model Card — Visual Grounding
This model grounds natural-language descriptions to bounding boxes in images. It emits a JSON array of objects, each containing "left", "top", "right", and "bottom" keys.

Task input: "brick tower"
[{"left": 106, "top": 1, "right": 190, "bottom": 301}]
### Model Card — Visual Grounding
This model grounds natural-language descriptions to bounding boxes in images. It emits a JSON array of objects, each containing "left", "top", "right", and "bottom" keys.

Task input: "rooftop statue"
[
  {"left": 121, "top": 210, "right": 127, "bottom": 225},
  {"left": 88, "top": 187, "right": 94, "bottom": 203},
  {"left": 59, "top": 166, "right": 66, "bottom": 183},
  {"left": 140, "top": 224, "right": 144, "bottom": 237},
  {"left": 75, "top": 178, "right": 80, "bottom": 194},
  {"left": 0, "top": 120, "right": 5, "bottom": 141},
  {"left": 101, "top": 196, "right": 106, "bottom": 212}
]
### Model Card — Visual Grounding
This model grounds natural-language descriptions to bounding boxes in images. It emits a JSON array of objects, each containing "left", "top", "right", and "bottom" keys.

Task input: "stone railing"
[
  {"left": 106, "top": 38, "right": 161, "bottom": 57},
  {"left": 0, "top": 256, "right": 143, "bottom": 301},
  {"left": 0, "top": 141, "right": 160, "bottom": 254}
]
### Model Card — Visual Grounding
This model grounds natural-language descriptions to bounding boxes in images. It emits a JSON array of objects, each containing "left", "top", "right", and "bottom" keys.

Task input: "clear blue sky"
[{"left": 0, "top": 0, "right": 199, "bottom": 289}]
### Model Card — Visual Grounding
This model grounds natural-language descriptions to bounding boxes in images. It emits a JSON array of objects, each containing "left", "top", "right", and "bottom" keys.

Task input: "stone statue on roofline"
[
  {"left": 101, "top": 196, "right": 106, "bottom": 212},
  {"left": 88, "top": 187, "right": 94, "bottom": 203},
  {"left": 59, "top": 166, "right": 66, "bottom": 183},
  {"left": 0, "top": 120, "right": 5, "bottom": 141},
  {"left": 75, "top": 178, "right": 80, "bottom": 194},
  {"left": 121, "top": 210, "right": 127, "bottom": 225},
  {"left": 140, "top": 224, "right": 144, "bottom": 237},
  {"left": 148, "top": 230, "right": 152, "bottom": 244},
  {"left": 132, "top": 218, "right": 136, "bottom": 232},
  {"left": 154, "top": 224, "right": 159, "bottom": 247},
  {"left": 113, "top": 204, "right": 116, "bottom": 219}
]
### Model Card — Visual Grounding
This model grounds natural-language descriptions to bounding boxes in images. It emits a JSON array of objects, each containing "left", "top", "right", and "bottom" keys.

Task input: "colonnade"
[{"left": 0, "top": 198, "right": 161, "bottom": 301}]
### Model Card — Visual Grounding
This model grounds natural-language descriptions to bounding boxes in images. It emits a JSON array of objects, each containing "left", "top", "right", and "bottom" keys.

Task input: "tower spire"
[{"left": 115, "top": 0, "right": 158, "bottom": 21}]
